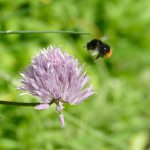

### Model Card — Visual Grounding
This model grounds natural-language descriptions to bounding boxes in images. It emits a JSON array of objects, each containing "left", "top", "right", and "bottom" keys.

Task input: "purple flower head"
[{"left": 19, "top": 46, "right": 94, "bottom": 127}]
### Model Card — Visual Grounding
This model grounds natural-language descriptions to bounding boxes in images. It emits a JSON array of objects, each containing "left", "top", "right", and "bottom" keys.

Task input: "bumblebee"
[{"left": 86, "top": 39, "right": 112, "bottom": 59}]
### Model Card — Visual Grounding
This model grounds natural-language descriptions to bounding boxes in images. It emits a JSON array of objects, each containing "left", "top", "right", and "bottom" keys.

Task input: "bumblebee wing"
[{"left": 100, "top": 35, "right": 109, "bottom": 42}]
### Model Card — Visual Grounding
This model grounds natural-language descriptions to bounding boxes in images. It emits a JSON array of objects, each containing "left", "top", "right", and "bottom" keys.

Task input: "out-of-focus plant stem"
[{"left": 0, "top": 30, "right": 90, "bottom": 35}]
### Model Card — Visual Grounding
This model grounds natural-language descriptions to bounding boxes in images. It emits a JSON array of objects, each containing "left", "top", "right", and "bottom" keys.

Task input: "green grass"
[{"left": 0, "top": 0, "right": 150, "bottom": 149}]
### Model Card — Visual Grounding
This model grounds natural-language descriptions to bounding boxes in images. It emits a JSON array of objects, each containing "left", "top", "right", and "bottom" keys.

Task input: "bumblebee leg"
[{"left": 96, "top": 53, "right": 101, "bottom": 59}]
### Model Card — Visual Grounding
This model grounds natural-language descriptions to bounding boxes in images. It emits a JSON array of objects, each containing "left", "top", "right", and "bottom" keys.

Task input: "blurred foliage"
[{"left": 0, "top": 0, "right": 150, "bottom": 150}]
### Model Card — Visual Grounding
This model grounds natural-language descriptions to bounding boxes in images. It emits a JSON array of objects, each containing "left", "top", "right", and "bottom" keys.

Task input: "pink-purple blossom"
[{"left": 19, "top": 46, "right": 94, "bottom": 127}]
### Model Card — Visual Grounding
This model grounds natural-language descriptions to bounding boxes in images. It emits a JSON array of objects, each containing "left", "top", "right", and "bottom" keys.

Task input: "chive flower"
[{"left": 19, "top": 46, "right": 94, "bottom": 127}]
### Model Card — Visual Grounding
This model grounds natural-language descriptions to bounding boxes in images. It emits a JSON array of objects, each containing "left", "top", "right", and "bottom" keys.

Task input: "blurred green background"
[{"left": 0, "top": 0, "right": 150, "bottom": 150}]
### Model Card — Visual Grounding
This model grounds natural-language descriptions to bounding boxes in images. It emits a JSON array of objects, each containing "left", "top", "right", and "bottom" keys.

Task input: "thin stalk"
[
  {"left": 0, "top": 30, "right": 90, "bottom": 35},
  {"left": 0, "top": 100, "right": 54, "bottom": 107}
]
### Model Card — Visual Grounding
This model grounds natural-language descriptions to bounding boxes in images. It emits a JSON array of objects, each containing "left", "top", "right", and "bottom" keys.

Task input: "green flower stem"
[
  {"left": 0, "top": 30, "right": 90, "bottom": 35},
  {"left": 0, "top": 100, "right": 54, "bottom": 106}
]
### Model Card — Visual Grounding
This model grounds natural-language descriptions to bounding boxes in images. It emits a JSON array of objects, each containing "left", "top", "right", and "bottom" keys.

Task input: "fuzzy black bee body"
[{"left": 87, "top": 39, "right": 112, "bottom": 59}]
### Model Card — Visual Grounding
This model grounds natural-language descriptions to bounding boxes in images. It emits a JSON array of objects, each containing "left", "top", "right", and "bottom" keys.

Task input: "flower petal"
[{"left": 34, "top": 104, "right": 49, "bottom": 110}]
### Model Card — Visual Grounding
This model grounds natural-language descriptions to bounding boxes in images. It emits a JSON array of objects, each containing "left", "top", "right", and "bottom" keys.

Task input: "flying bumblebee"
[{"left": 86, "top": 39, "right": 112, "bottom": 59}]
